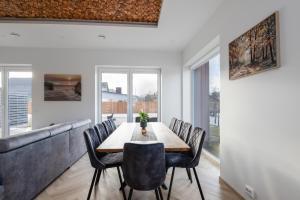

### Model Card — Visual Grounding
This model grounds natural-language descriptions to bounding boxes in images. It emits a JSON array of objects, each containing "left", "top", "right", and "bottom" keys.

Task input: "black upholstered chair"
[
  {"left": 123, "top": 142, "right": 166, "bottom": 200},
  {"left": 172, "top": 120, "right": 183, "bottom": 135},
  {"left": 166, "top": 128, "right": 206, "bottom": 200},
  {"left": 84, "top": 128, "right": 126, "bottom": 200},
  {"left": 94, "top": 123, "right": 109, "bottom": 142},
  {"left": 108, "top": 118, "right": 117, "bottom": 130},
  {"left": 178, "top": 122, "right": 192, "bottom": 143},
  {"left": 169, "top": 118, "right": 177, "bottom": 130},
  {"left": 103, "top": 120, "right": 114, "bottom": 135}
]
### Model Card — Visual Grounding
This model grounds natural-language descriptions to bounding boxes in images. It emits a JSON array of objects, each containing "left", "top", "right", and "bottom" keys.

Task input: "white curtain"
[{"left": 193, "top": 62, "right": 210, "bottom": 142}]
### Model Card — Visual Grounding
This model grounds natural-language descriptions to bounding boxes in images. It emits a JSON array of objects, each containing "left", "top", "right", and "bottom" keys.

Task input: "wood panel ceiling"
[{"left": 0, "top": 0, "right": 163, "bottom": 26}]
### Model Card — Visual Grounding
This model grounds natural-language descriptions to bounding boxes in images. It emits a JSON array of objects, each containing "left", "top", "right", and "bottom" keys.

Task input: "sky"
[
  {"left": 209, "top": 54, "right": 221, "bottom": 94},
  {"left": 102, "top": 73, "right": 158, "bottom": 96},
  {"left": 0, "top": 72, "right": 32, "bottom": 88}
]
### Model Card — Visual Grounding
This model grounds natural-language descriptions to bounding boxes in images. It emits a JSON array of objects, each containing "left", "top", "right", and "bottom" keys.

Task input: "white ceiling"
[{"left": 0, "top": 0, "right": 223, "bottom": 51}]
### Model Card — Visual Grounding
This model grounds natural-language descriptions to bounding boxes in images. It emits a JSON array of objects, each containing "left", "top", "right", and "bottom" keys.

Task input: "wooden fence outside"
[{"left": 102, "top": 100, "right": 157, "bottom": 114}]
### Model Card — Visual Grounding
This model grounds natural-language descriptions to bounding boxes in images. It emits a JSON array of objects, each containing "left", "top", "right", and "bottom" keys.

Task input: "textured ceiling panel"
[{"left": 0, "top": 0, "right": 163, "bottom": 25}]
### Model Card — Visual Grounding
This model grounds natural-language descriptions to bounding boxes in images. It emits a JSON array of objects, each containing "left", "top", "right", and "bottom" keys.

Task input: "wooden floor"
[{"left": 35, "top": 155, "right": 243, "bottom": 200}]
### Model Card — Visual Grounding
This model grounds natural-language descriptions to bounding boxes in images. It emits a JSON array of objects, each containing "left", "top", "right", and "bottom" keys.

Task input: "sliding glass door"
[
  {"left": 101, "top": 72, "right": 128, "bottom": 126},
  {"left": 193, "top": 54, "right": 220, "bottom": 158},
  {"left": 98, "top": 68, "right": 160, "bottom": 125},
  {"left": 132, "top": 73, "right": 159, "bottom": 122},
  {"left": 0, "top": 67, "right": 32, "bottom": 138}
]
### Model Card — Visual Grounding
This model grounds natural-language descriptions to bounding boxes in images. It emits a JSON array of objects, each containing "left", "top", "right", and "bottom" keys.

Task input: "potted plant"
[{"left": 139, "top": 111, "right": 149, "bottom": 130}]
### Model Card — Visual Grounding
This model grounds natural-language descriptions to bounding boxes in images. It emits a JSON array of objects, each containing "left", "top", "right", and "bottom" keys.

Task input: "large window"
[
  {"left": 207, "top": 54, "right": 220, "bottom": 158},
  {"left": 0, "top": 67, "right": 32, "bottom": 138},
  {"left": 193, "top": 54, "right": 220, "bottom": 158},
  {"left": 132, "top": 73, "right": 158, "bottom": 121},
  {"left": 98, "top": 68, "right": 160, "bottom": 125}
]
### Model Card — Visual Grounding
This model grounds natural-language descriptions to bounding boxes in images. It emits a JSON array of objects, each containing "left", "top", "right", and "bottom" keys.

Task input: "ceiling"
[
  {"left": 0, "top": 0, "right": 223, "bottom": 51},
  {"left": 0, "top": 0, "right": 162, "bottom": 25}
]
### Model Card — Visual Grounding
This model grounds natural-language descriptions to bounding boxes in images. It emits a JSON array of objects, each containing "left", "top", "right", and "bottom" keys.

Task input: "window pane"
[
  {"left": 206, "top": 54, "right": 220, "bottom": 158},
  {"left": 8, "top": 71, "right": 32, "bottom": 135},
  {"left": 101, "top": 73, "right": 128, "bottom": 126},
  {"left": 132, "top": 73, "right": 158, "bottom": 122}
]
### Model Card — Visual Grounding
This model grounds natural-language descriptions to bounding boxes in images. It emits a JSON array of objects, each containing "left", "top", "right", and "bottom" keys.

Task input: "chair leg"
[
  {"left": 158, "top": 187, "right": 164, "bottom": 200},
  {"left": 117, "top": 167, "right": 126, "bottom": 200},
  {"left": 161, "top": 168, "right": 169, "bottom": 190},
  {"left": 119, "top": 182, "right": 127, "bottom": 191},
  {"left": 193, "top": 167, "right": 205, "bottom": 200},
  {"left": 128, "top": 188, "right": 133, "bottom": 200},
  {"left": 186, "top": 168, "right": 193, "bottom": 183},
  {"left": 155, "top": 189, "right": 160, "bottom": 200},
  {"left": 95, "top": 169, "right": 102, "bottom": 185},
  {"left": 167, "top": 167, "right": 175, "bottom": 200},
  {"left": 87, "top": 169, "right": 97, "bottom": 200}
]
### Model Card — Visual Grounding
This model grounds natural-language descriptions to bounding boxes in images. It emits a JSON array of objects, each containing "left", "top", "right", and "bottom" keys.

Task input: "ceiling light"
[
  {"left": 10, "top": 32, "right": 21, "bottom": 37},
  {"left": 98, "top": 34, "right": 106, "bottom": 39}
]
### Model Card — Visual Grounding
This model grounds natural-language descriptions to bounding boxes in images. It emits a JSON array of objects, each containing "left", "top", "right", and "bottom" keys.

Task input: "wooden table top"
[{"left": 96, "top": 122, "right": 191, "bottom": 153}]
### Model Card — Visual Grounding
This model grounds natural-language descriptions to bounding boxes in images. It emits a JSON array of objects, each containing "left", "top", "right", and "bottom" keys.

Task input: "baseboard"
[
  {"left": 202, "top": 150, "right": 220, "bottom": 168},
  {"left": 219, "top": 177, "right": 245, "bottom": 200}
]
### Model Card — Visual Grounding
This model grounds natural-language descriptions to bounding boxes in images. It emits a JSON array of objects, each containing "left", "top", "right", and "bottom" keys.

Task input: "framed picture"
[
  {"left": 229, "top": 12, "right": 280, "bottom": 80},
  {"left": 44, "top": 74, "right": 81, "bottom": 101}
]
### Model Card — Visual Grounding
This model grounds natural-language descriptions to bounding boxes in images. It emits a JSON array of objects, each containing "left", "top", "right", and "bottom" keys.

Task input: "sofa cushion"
[
  {"left": 48, "top": 124, "right": 72, "bottom": 136},
  {"left": 0, "top": 129, "right": 50, "bottom": 153}
]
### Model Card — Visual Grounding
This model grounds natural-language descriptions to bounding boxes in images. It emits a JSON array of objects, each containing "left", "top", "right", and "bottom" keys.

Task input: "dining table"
[{"left": 96, "top": 122, "right": 190, "bottom": 153}]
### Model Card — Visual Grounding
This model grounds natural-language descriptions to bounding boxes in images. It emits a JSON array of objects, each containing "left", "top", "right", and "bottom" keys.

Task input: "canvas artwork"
[
  {"left": 229, "top": 12, "right": 280, "bottom": 80},
  {"left": 44, "top": 74, "right": 81, "bottom": 101}
]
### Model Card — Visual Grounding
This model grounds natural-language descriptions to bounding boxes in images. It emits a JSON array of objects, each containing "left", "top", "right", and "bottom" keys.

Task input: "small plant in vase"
[{"left": 139, "top": 111, "right": 149, "bottom": 134}]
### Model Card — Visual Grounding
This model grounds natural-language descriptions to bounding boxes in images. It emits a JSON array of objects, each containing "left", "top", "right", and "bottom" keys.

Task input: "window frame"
[
  {"left": 96, "top": 66, "right": 161, "bottom": 123},
  {"left": 0, "top": 66, "right": 32, "bottom": 137}
]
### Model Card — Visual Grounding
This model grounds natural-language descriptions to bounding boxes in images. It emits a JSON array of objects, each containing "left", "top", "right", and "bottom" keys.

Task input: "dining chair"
[
  {"left": 83, "top": 128, "right": 126, "bottom": 200},
  {"left": 172, "top": 120, "right": 183, "bottom": 135},
  {"left": 166, "top": 127, "right": 206, "bottom": 200},
  {"left": 94, "top": 123, "right": 108, "bottom": 142},
  {"left": 178, "top": 122, "right": 192, "bottom": 143},
  {"left": 103, "top": 120, "right": 114, "bottom": 135},
  {"left": 123, "top": 142, "right": 166, "bottom": 200},
  {"left": 108, "top": 118, "right": 117, "bottom": 130},
  {"left": 169, "top": 118, "right": 177, "bottom": 130}
]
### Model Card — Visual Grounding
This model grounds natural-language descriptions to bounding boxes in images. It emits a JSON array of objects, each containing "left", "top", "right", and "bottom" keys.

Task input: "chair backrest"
[
  {"left": 103, "top": 120, "right": 114, "bottom": 135},
  {"left": 178, "top": 122, "right": 192, "bottom": 143},
  {"left": 94, "top": 123, "right": 108, "bottom": 142},
  {"left": 169, "top": 117, "right": 177, "bottom": 130},
  {"left": 108, "top": 119, "right": 117, "bottom": 130},
  {"left": 83, "top": 128, "right": 104, "bottom": 169},
  {"left": 173, "top": 120, "right": 183, "bottom": 135},
  {"left": 188, "top": 127, "right": 206, "bottom": 167},
  {"left": 123, "top": 142, "right": 166, "bottom": 191}
]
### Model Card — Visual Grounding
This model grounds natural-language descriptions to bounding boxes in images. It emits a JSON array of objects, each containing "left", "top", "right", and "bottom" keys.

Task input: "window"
[
  {"left": 193, "top": 54, "right": 220, "bottom": 159},
  {"left": 132, "top": 73, "right": 159, "bottom": 122},
  {"left": 207, "top": 54, "right": 220, "bottom": 158},
  {"left": 101, "top": 72, "right": 128, "bottom": 126},
  {"left": 0, "top": 67, "right": 32, "bottom": 138},
  {"left": 97, "top": 68, "right": 160, "bottom": 125}
]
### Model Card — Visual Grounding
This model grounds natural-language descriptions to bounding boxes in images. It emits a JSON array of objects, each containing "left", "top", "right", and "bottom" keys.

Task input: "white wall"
[
  {"left": 0, "top": 47, "right": 182, "bottom": 129},
  {"left": 183, "top": 0, "right": 300, "bottom": 199}
]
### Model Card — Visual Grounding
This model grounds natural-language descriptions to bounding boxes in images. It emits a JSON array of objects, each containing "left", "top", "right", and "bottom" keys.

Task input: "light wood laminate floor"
[{"left": 35, "top": 155, "right": 243, "bottom": 200}]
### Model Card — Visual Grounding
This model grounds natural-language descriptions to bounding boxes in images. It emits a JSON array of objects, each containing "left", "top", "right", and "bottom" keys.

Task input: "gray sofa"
[{"left": 0, "top": 119, "right": 91, "bottom": 200}]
